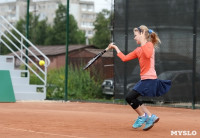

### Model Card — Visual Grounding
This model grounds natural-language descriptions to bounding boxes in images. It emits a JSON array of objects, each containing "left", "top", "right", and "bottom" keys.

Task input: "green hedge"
[
  {"left": 46, "top": 65, "right": 103, "bottom": 100},
  {"left": 21, "top": 63, "right": 104, "bottom": 100}
]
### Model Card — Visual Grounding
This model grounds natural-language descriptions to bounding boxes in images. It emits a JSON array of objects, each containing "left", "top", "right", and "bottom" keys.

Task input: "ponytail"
[{"left": 149, "top": 32, "right": 161, "bottom": 47}]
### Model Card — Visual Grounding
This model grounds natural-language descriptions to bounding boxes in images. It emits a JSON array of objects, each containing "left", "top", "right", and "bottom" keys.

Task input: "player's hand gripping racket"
[{"left": 83, "top": 45, "right": 112, "bottom": 70}]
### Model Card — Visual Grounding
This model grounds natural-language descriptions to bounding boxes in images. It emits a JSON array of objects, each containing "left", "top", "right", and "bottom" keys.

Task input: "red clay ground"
[{"left": 0, "top": 101, "right": 199, "bottom": 138}]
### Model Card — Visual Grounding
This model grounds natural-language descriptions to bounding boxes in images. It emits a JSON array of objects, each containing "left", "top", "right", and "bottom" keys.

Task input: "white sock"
[{"left": 141, "top": 113, "right": 145, "bottom": 117}]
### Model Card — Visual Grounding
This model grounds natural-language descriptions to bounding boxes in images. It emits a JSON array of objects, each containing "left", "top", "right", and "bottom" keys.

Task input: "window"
[
  {"left": 88, "top": 31, "right": 93, "bottom": 35},
  {"left": 82, "top": 14, "right": 94, "bottom": 20},
  {"left": 87, "top": 5, "right": 94, "bottom": 12},
  {"left": 9, "top": 5, "right": 15, "bottom": 11},
  {"left": 81, "top": 22, "right": 94, "bottom": 28},
  {"left": 39, "top": 13, "right": 46, "bottom": 20},
  {"left": 81, "top": 4, "right": 87, "bottom": 11}
]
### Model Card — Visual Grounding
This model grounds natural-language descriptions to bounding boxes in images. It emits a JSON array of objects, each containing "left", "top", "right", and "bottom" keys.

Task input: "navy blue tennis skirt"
[{"left": 133, "top": 79, "right": 171, "bottom": 97}]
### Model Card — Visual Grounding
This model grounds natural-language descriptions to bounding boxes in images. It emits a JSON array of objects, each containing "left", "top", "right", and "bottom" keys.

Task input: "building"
[
  {"left": 0, "top": 0, "right": 27, "bottom": 26},
  {"left": 61, "top": 0, "right": 96, "bottom": 38},
  {"left": 0, "top": 0, "right": 96, "bottom": 38},
  {"left": 78, "top": 0, "right": 96, "bottom": 38},
  {"left": 8, "top": 45, "right": 114, "bottom": 79}
]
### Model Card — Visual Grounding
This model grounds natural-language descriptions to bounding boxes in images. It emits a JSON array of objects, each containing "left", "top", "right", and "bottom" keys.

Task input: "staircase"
[{"left": 0, "top": 16, "right": 50, "bottom": 101}]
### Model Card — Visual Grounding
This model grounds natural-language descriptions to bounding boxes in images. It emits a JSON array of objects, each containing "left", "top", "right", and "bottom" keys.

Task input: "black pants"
[{"left": 125, "top": 90, "right": 143, "bottom": 109}]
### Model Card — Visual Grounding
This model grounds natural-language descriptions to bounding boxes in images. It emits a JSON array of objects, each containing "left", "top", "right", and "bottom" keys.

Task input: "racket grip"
[
  {"left": 105, "top": 47, "right": 109, "bottom": 51},
  {"left": 105, "top": 42, "right": 115, "bottom": 51}
]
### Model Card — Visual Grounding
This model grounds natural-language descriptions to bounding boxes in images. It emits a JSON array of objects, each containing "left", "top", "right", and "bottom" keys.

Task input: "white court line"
[{"left": 0, "top": 126, "right": 86, "bottom": 138}]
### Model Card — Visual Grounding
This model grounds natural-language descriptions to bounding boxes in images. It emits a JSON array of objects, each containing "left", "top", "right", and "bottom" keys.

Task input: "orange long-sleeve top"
[{"left": 117, "top": 42, "right": 157, "bottom": 80}]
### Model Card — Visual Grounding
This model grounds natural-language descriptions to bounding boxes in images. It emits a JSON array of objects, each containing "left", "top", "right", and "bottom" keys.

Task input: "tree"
[
  {"left": 34, "top": 20, "right": 49, "bottom": 45},
  {"left": 0, "top": 13, "right": 50, "bottom": 54},
  {"left": 68, "top": 15, "right": 85, "bottom": 44},
  {"left": 0, "top": 4, "right": 86, "bottom": 55},
  {"left": 15, "top": 13, "right": 50, "bottom": 46},
  {"left": 0, "top": 18, "right": 27, "bottom": 55},
  {"left": 92, "top": 9, "right": 111, "bottom": 49},
  {"left": 47, "top": 4, "right": 85, "bottom": 45}
]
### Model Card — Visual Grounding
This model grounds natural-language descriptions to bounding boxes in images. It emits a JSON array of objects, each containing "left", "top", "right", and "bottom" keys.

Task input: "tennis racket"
[{"left": 83, "top": 47, "right": 110, "bottom": 70}]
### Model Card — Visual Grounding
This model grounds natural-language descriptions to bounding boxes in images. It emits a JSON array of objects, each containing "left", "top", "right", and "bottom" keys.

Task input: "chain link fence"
[{"left": 113, "top": 0, "right": 200, "bottom": 108}]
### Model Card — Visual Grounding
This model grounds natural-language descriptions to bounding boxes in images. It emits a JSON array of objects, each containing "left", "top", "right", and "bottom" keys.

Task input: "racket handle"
[
  {"left": 105, "top": 42, "right": 115, "bottom": 51},
  {"left": 105, "top": 47, "right": 109, "bottom": 51}
]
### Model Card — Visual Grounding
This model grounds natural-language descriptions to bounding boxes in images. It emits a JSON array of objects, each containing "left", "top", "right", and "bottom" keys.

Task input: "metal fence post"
[
  {"left": 124, "top": 0, "right": 129, "bottom": 99},
  {"left": 25, "top": 0, "right": 30, "bottom": 72},
  {"left": 65, "top": 0, "right": 70, "bottom": 101},
  {"left": 192, "top": 0, "right": 198, "bottom": 109}
]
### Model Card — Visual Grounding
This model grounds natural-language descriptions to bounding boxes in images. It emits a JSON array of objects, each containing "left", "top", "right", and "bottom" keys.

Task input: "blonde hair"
[{"left": 133, "top": 25, "right": 161, "bottom": 47}]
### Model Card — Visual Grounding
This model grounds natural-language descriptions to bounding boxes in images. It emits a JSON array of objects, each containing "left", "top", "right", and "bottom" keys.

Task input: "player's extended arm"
[
  {"left": 117, "top": 50, "right": 137, "bottom": 62},
  {"left": 108, "top": 43, "right": 138, "bottom": 62}
]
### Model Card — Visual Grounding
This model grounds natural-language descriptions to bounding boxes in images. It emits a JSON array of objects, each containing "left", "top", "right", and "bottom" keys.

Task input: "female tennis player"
[{"left": 108, "top": 25, "right": 171, "bottom": 131}]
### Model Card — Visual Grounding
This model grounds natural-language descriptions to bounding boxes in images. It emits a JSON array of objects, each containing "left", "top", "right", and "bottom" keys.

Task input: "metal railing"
[{"left": 0, "top": 15, "right": 50, "bottom": 89}]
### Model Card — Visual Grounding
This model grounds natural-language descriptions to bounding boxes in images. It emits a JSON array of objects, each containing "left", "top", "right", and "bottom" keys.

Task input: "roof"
[
  {"left": 8, "top": 45, "right": 97, "bottom": 56},
  {"left": 85, "top": 49, "right": 113, "bottom": 57}
]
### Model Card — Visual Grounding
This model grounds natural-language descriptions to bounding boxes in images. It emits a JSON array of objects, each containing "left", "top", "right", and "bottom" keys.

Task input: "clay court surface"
[{"left": 0, "top": 101, "right": 199, "bottom": 138}]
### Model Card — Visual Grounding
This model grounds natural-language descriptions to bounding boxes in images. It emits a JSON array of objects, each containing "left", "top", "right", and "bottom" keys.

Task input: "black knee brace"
[
  {"left": 125, "top": 97, "right": 140, "bottom": 109},
  {"left": 125, "top": 90, "right": 143, "bottom": 109}
]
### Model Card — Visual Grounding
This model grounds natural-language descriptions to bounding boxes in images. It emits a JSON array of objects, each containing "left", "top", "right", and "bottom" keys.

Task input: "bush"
[
  {"left": 46, "top": 65, "right": 103, "bottom": 100},
  {"left": 46, "top": 67, "right": 65, "bottom": 99}
]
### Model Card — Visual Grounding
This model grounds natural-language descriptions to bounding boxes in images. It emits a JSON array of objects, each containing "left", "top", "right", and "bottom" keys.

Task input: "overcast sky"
[{"left": 0, "top": 0, "right": 113, "bottom": 13}]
